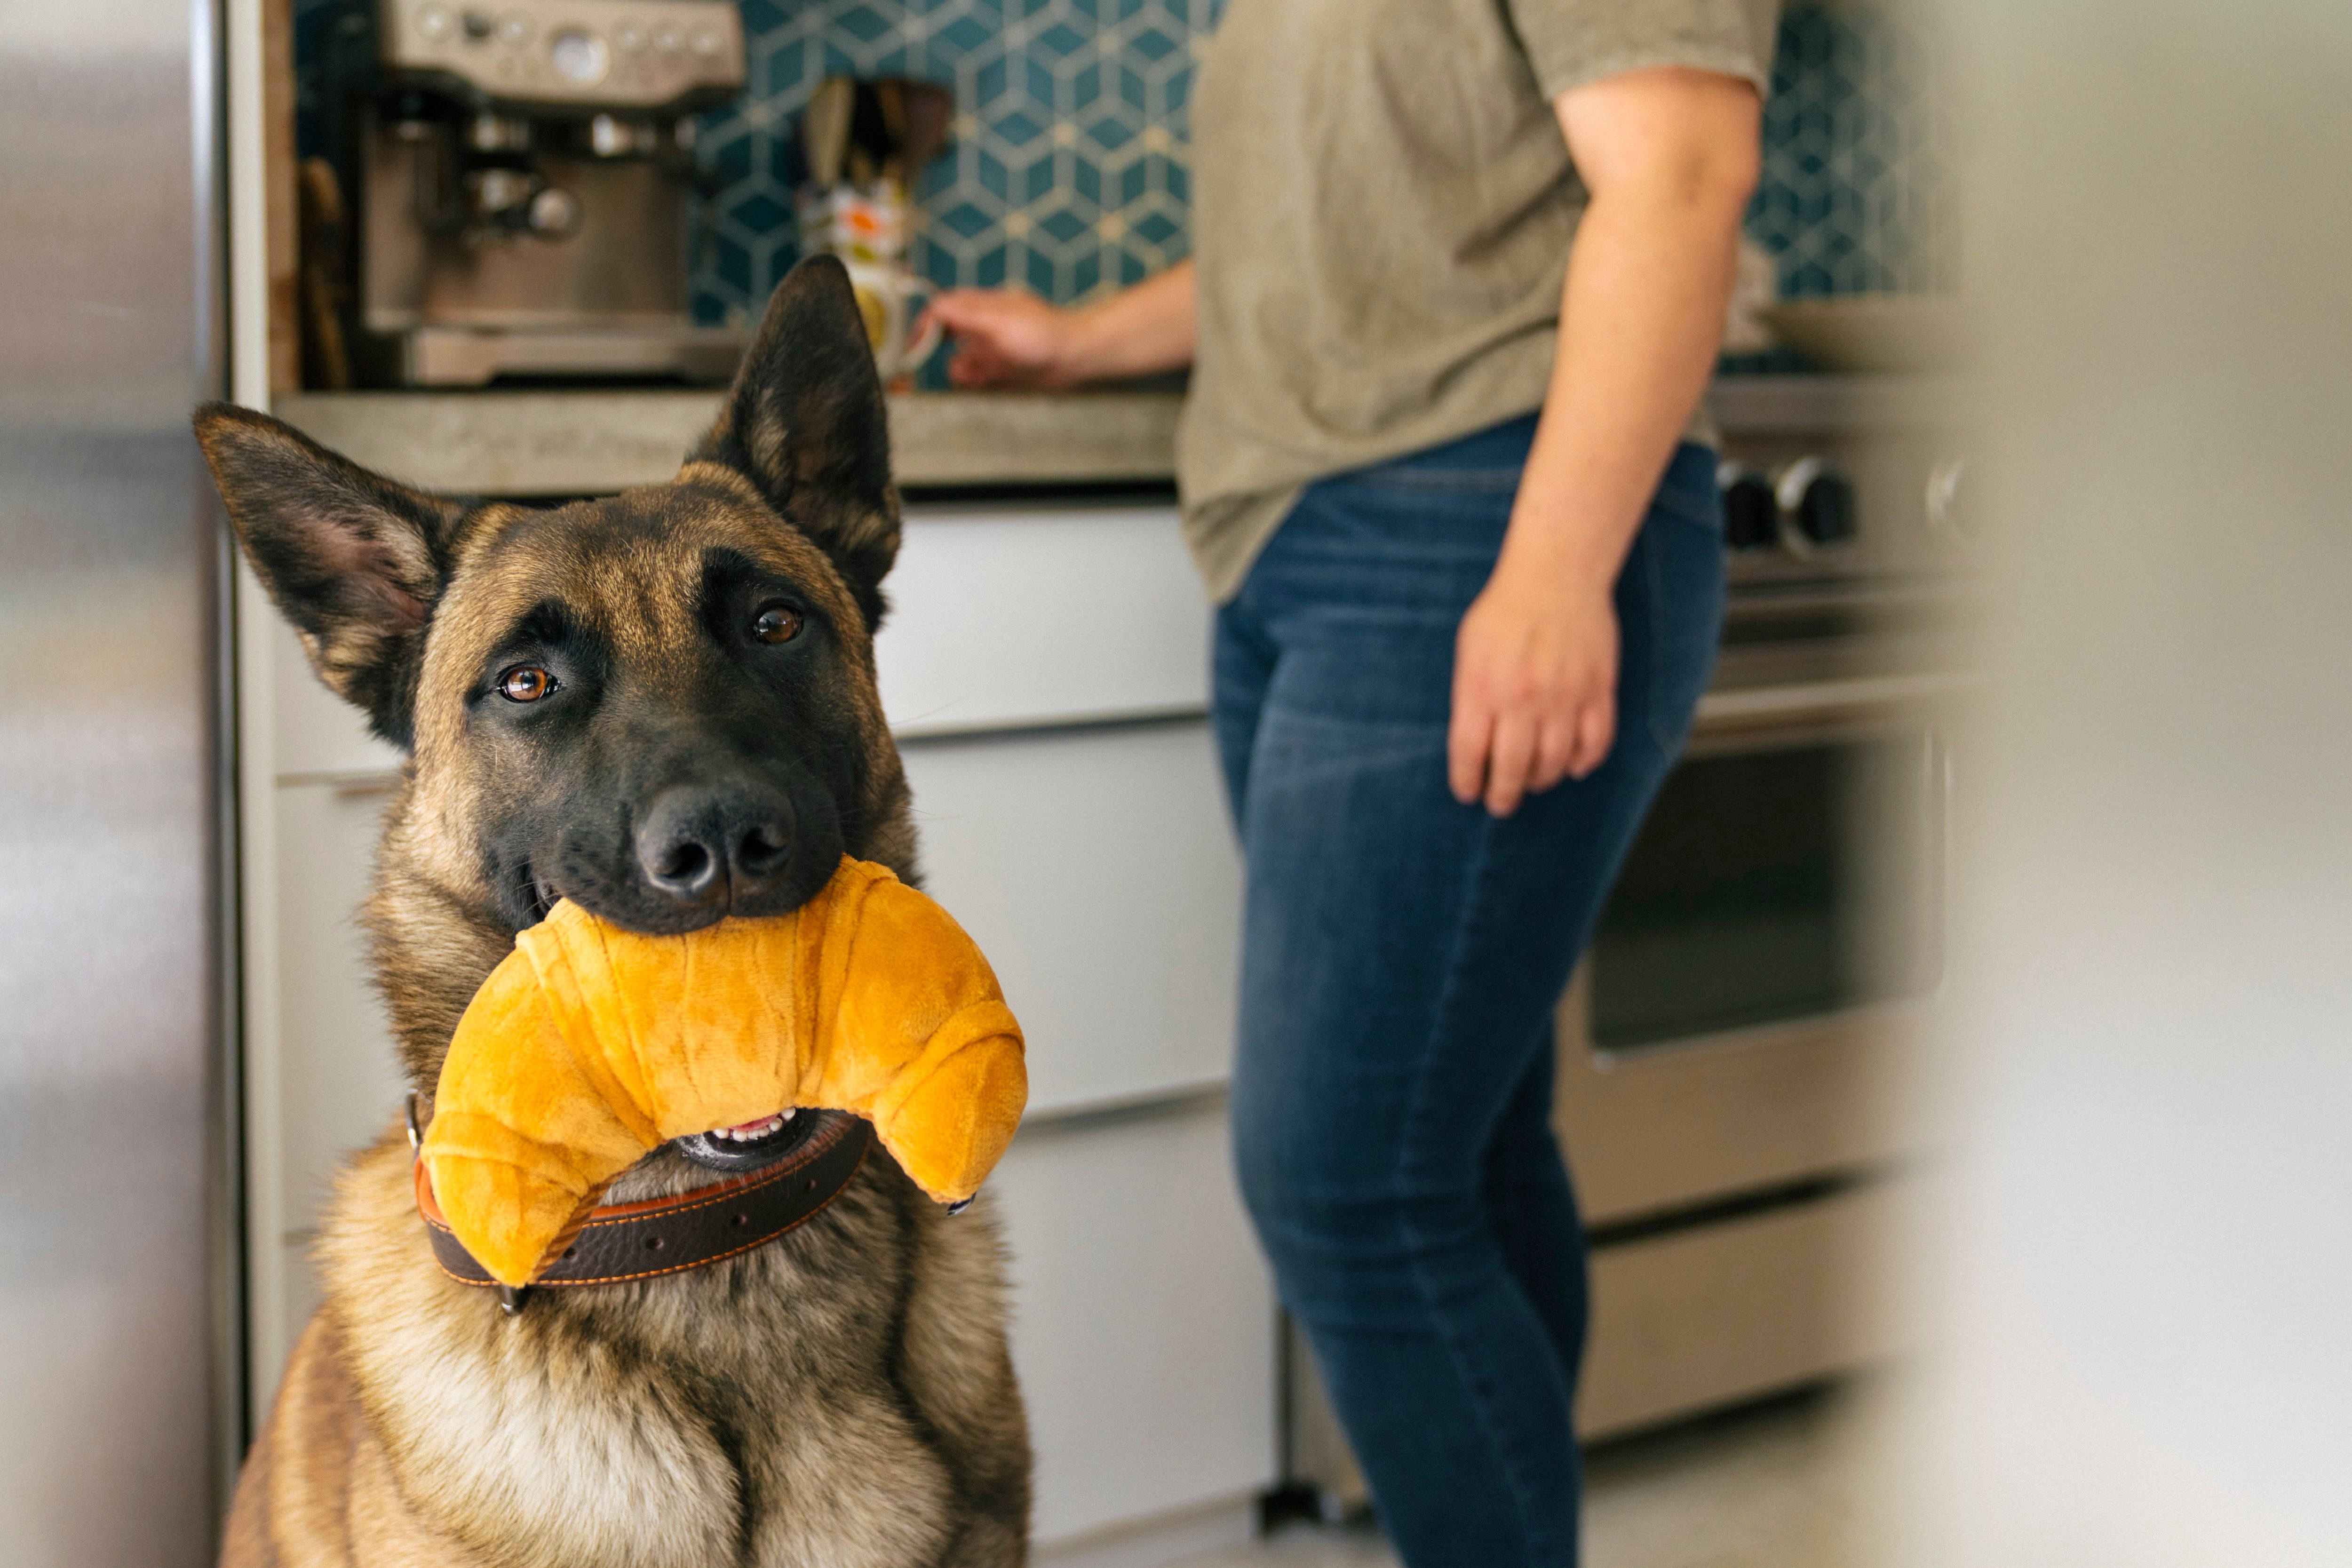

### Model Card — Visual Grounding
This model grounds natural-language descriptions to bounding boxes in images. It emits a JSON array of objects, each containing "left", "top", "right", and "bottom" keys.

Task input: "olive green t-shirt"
[{"left": 1175, "top": 0, "right": 1780, "bottom": 600}]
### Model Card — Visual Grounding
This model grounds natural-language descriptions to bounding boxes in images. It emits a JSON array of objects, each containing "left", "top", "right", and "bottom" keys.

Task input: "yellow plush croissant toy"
[{"left": 419, "top": 856, "right": 1026, "bottom": 1287}]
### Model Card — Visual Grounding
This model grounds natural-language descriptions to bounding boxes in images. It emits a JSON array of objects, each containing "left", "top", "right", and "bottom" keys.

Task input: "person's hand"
[
  {"left": 922, "top": 289, "right": 1087, "bottom": 389},
  {"left": 1447, "top": 563, "right": 1619, "bottom": 817}
]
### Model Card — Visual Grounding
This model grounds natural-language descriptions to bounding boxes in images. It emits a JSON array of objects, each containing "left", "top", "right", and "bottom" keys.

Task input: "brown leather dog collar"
[{"left": 411, "top": 1103, "right": 874, "bottom": 1310}]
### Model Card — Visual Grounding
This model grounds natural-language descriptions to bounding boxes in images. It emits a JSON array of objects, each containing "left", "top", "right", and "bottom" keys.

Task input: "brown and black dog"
[{"left": 199, "top": 256, "right": 1031, "bottom": 1568}]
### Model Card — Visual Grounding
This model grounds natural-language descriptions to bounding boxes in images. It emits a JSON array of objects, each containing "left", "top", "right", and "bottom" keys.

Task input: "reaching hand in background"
[
  {"left": 916, "top": 260, "right": 1199, "bottom": 391},
  {"left": 924, "top": 290, "right": 1087, "bottom": 389}
]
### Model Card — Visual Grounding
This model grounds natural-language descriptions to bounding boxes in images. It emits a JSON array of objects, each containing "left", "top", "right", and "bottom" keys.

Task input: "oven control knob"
[
  {"left": 1925, "top": 457, "right": 1971, "bottom": 546},
  {"left": 1717, "top": 464, "right": 1779, "bottom": 550},
  {"left": 1777, "top": 456, "right": 1858, "bottom": 548}
]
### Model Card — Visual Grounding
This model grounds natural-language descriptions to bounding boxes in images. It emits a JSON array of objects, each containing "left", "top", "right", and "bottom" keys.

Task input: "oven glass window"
[{"left": 1587, "top": 731, "right": 1940, "bottom": 1052}]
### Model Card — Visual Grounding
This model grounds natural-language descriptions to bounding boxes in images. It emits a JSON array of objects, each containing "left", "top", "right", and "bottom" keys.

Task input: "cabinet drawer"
[
  {"left": 878, "top": 503, "right": 1206, "bottom": 737},
  {"left": 1576, "top": 1179, "right": 1916, "bottom": 1438},
  {"left": 1552, "top": 969, "right": 1923, "bottom": 1226},
  {"left": 269, "top": 781, "right": 408, "bottom": 1230},
  {"left": 902, "top": 721, "right": 1240, "bottom": 1115},
  {"left": 261, "top": 588, "right": 405, "bottom": 780},
  {"left": 990, "top": 1100, "right": 1276, "bottom": 1545}
]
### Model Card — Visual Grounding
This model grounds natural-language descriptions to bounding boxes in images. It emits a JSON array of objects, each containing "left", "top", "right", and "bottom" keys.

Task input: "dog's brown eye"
[
  {"left": 752, "top": 604, "right": 803, "bottom": 645},
  {"left": 498, "top": 665, "right": 555, "bottom": 702}
]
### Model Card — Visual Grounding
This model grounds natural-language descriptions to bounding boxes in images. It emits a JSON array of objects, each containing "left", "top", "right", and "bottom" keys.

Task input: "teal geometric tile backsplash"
[
  {"left": 694, "top": 0, "right": 1213, "bottom": 326},
  {"left": 1756, "top": 3, "right": 1956, "bottom": 297},
  {"left": 689, "top": 0, "right": 1953, "bottom": 325}
]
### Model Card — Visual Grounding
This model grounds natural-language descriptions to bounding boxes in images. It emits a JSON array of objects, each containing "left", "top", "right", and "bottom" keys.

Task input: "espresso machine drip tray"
[{"left": 384, "top": 324, "right": 748, "bottom": 387}]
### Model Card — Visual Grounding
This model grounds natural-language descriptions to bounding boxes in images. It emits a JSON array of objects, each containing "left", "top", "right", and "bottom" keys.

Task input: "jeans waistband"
[
  {"left": 1327, "top": 414, "right": 1717, "bottom": 519},
  {"left": 1322, "top": 413, "right": 1541, "bottom": 492}
]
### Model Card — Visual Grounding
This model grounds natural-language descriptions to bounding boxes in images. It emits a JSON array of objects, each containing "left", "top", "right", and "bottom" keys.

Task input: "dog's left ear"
[{"left": 693, "top": 254, "right": 899, "bottom": 629}]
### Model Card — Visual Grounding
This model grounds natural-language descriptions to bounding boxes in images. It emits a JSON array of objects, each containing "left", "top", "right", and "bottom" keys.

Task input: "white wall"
[{"left": 1911, "top": 6, "right": 2352, "bottom": 1563}]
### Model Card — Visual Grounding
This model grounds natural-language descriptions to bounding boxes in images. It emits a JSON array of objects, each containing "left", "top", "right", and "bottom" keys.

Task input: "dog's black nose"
[{"left": 635, "top": 785, "right": 796, "bottom": 908}]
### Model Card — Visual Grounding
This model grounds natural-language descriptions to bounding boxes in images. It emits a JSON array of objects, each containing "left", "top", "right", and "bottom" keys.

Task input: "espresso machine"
[{"left": 310, "top": 0, "right": 747, "bottom": 385}]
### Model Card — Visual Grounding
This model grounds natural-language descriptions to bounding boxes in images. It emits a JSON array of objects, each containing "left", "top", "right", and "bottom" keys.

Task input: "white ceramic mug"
[{"left": 842, "top": 260, "right": 944, "bottom": 383}]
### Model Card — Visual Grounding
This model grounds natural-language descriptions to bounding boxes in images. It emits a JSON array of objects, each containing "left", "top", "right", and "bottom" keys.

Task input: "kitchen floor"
[{"left": 1170, "top": 1379, "right": 1906, "bottom": 1568}]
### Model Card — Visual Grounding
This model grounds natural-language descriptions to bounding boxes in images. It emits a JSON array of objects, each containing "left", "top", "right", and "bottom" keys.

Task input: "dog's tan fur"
[{"left": 203, "top": 258, "right": 1029, "bottom": 1567}]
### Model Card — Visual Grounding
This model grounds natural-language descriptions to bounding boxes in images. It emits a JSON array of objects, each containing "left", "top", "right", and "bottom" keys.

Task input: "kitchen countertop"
[
  {"left": 272, "top": 388, "right": 1184, "bottom": 496},
  {"left": 272, "top": 374, "right": 1963, "bottom": 497}
]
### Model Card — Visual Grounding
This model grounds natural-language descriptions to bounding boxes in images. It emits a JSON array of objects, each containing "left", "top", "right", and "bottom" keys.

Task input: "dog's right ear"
[{"left": 194, "top": 403, "right": 461, "bottom": 748}]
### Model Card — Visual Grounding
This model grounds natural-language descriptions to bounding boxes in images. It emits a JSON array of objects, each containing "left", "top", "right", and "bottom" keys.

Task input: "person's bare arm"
[
  {"left": 923, "top": 260, "right": 1196, "bottom": 388},
  {"left": 1448, "top": 67, "right": 1761, "bottom": 817}
]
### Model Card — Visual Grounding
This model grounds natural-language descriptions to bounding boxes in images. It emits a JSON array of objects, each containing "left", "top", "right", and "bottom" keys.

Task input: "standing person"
[{"left": 926, "top": 4, "right": 1777, "bottom": 1563}]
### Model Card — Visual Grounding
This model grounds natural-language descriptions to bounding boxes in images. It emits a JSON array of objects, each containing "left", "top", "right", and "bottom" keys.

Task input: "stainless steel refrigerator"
[{"left": 0, "top": 0, "right": 237, "bottom": 1559}]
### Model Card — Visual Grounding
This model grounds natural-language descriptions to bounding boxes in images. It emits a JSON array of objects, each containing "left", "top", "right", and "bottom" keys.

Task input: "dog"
[{"left": 199, "top": 255, "right": 1032, "bottom": 1568}]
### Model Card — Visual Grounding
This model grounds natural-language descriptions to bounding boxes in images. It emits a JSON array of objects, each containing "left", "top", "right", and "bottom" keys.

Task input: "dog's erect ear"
[
  {"left": 692, "top": 255, "right": 899, "bottom": 628},
  {"left": 194, "top": 403, "right": 462, "bottom": 748}
]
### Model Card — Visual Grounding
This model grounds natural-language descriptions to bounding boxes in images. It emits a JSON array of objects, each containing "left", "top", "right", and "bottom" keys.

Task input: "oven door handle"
[{"left": 1692, "top": 670, "right": 1972, "bottom": 736}]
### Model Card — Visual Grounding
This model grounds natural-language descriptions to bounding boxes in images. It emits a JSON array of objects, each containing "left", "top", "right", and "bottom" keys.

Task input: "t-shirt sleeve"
[{"left": 1507, "top": 0, "right": 1781, "bottom": 104}]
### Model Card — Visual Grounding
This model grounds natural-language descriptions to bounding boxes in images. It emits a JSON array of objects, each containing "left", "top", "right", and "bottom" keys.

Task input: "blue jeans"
[{"left": 1214, "top": 420, "right": 1724, "bottom": 1568}]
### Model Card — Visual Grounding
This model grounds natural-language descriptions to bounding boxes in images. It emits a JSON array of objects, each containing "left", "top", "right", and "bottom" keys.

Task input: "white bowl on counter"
[{"left": 1757, "top": 293, "right": 1974, "bottom": 373}]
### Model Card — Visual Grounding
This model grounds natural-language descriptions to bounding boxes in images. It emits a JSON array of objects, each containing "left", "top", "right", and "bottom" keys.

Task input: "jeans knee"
[{"left": 1233, "top": 1130, "right": 1492, "bottom": 1320}]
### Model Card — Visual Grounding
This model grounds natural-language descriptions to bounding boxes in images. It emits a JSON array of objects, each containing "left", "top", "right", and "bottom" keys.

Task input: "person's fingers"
[
  {"left": 930, "top": 293, "right": 1019, "bottom": 352},
  {"left": 925, "top": 289, "right": 990, "bottom": 326},
  {"left": 1567, "top": 688, "right": 1616, "bottom": 779},
  {"left": 1447, "top": 682, "right": 1491, "bottom": 805},
  {"left": 1484, "top": 711, "right": 1538, "bottom": 817},
  {"left": 1531, "top": 710, "right": 1578, "bottom": 794},
  {"left": 947, "top": 339, "right": 1027, "bottom": 388},
  {"left": 944, "top": 343, "right": 995, "bottom": 385}
]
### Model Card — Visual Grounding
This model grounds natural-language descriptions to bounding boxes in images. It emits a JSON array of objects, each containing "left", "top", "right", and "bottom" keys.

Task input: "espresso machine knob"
[
  {"left": 1716, "top": 462, "right": 1780, "bottom": 551},
  {"left": 468, "top": 166, "right": 536, "bottom": 220},
  {"left": 548, "top": 29, "right": 612, "bottom": 87},
  {"left": 526, "top": 186, "right": 582, "bottom": 238},
  {"left": 1776, "top": 456, "right": 1858, "bottom": 549}
]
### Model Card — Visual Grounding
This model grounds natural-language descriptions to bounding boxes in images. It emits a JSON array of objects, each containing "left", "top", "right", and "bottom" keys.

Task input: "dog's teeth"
[{"left": 701, "top": 1111, "right": 795, "bottom": 1146}]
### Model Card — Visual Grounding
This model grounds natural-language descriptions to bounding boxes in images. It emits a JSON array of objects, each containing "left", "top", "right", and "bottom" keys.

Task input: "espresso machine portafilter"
[{"left": 320, "top": 0, "right": 747, "bottom": 386}]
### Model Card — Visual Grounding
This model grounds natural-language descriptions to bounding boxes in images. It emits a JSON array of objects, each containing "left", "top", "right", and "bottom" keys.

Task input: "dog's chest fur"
[{"left": 294, "top": 1138, "right": 1021, "bottom": 1568}]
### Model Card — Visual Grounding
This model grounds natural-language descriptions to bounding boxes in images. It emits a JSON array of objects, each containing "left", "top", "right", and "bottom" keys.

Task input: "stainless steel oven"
[{"left": 1287, "top": 374, "right": 1971, "bottom": 1502}]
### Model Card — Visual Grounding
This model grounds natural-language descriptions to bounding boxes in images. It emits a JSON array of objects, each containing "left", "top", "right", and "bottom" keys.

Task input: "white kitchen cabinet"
[
  {"left": 901, "top": 722, "right": 1242, "bottom": 1115},
  {"left": 267, "top": 613, "right": 404, "bottom": 779},
  {"left": 991, "top": 1098, "right": 1277, "bottom": 1547},
  {"left": 879, "top": 501, "right": 1207, "bottom": 736}
]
